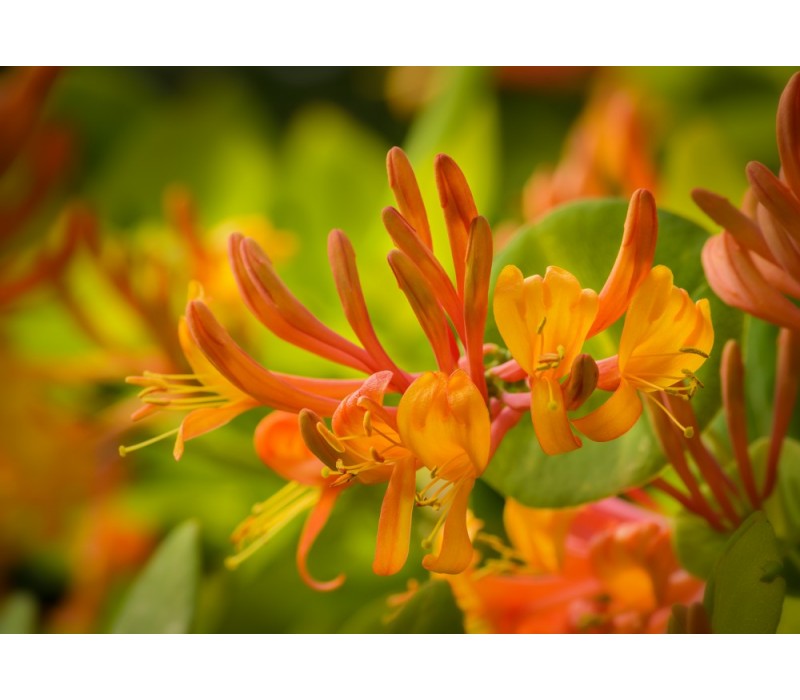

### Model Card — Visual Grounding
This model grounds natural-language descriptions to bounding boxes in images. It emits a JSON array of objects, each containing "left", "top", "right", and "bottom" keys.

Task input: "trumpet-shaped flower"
[
  {"left": 573, "top": 265, "right": 713, "bottom": 442},
  {"left": 121, "top": 283, "right": 261, "bottom": 460},
  {"left": 397, "top": 369, "right": 491, "bottom": 574},
  {"left": 494, "top": 265, "right": 599, "bottom": 455},
  {"left": 447, "top": 498, "right": 702, "bottom": 634}
]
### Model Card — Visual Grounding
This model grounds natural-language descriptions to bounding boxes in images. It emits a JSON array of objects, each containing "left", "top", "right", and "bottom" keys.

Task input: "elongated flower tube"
[
  {"left": 397, "top": 369, "right": 490, "bottom": 574},
  {"left": 694, "top": 71, "right": 800, "bottom": 332},
  {"left": 121, "top": 284, "right": 260, "bottom": 460},
  {"left": 494, "top": 265, "right": 599, "bottom": 454},
  {"left": 573, "top": 265, "right": 713, "bottom": 442}
]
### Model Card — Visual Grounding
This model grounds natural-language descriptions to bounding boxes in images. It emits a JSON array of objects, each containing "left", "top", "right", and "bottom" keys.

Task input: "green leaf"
[
  {"left": 674, "top": 512, "right": 732, "bottom": 580},
  {"left": 384, "top": 579, "right": 465, "bottom": 634},
  {"left": 704, "top": 511, "right": 785, "bottom": 634},
  {"left": 0, "top": 592, "right": 37, "bottom": 634},
  {"left": 111, "top": 520, "right": 200, "bottom": 634},
  {"left": 482, "top": 199, "right": 744, "bottom": 507}
]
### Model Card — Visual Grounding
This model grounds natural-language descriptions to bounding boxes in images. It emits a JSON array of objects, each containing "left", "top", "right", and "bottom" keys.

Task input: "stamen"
[
  {"left": 680, "top": 346, "right": 710, "bottom": 359},
  {"left": 645, "top": 393, "right": 694, "bottom": 438},
  {"left": 225, "top": 483, "right": 319, "bottom": 570},
  {"left": 119, "top": 428, "right": 180, "bottom": 457}
]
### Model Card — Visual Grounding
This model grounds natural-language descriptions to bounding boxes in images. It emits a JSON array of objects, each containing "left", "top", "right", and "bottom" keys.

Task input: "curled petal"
[
  {"left": 254, "top": 411, "right": 328, "bottom": 486},
  {"left": 386, "top": 147, "right": 432, "bottom": 249},
  {"left": 590, "top": 188, "right": 658, "bottom": 336},
  {"left": 530, "top": 377, "right": 581, "bottom": 455},
  {"left": 174, "top": 399, "right": 258, "bottom": 460},
  {"left": 572, "top": 379, "right": 642, "bottom": 442},
  {"left": 422, "top": 478, "right": 476, "bottom": 574},
  {"left": 297, "top": 486, "right": 346, "bottom": 591},
  {"left": 373, "top": 459, "right": 417, "bottom": 576}
]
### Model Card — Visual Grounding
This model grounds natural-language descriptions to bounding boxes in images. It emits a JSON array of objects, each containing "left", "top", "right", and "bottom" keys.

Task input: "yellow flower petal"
[{"left": 572, "top": 379, "right": 642, "bottom": 442}]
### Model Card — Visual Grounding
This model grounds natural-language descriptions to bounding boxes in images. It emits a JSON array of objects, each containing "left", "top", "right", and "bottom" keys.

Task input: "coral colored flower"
[
  {"left": 448, "top": 498, "right": 702, "bottom": 634},
  {"left": 397, "top": 369, "right": 491, "bottom": 574},
  {"left": 694, "top": 71, "right": 800, "bottom": 333},
  {"left": 574, "top": 265, "right": 713, "bottom": 442},
  {"left": 301, "top": 371, "right": 420, "bottom": 576}
]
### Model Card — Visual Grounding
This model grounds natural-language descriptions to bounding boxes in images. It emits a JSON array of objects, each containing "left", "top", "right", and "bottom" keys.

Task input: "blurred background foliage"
[{"left": 1, "top": 66, "right": 798, "bottom": 633}]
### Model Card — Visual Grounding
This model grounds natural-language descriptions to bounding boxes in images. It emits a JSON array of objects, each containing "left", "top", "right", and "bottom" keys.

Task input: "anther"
[{"left": 680, "top": 347, "right": 710, "bottom": 359}]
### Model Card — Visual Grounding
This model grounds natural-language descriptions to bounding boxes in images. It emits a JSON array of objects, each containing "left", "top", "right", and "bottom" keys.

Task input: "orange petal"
[
  {"left": 692, "top": 187, "right": 775, "bottom": 263},
  {"left": 435, "top": 154, "right": 478, "bottom": 297},
  {"left": 297, "top": 486, "right": 346, "bottom": 591},
  {"left": 174, "top": 399, "right": 257, "bottom": 460},
  {"left": 503, "top": 498, "right": 577, "bottom": 574},
  {"left": 530, "top": 377, "right": 582, "bottom": 455},
  {"left": 254, "top": 411, "right": 327, "bottom": 486},
  {"left": 572, "top": 379, "right": 642, "bottom": 442},
  {"left": 386, "top": 147, "right": 432, "bottom": 249},
  {"left": 493, "top": 265, "right": 536, "bottom": 375},
  {"left": 590, "top": 189, "right": 657, "bottom": 336},
  {"left": 463, "top": 216, "right": 493, "bottom": 401},
  {"left": 327, "top": 229, "right": 410, "bottom": 389},
  {"left": 186, "top": 300, "right": 341, "bottom": 415},
  {"left": 373, "top": 458, "right": 417, "bottom": 576},
  {"left": 387, "top": 250, "right": 459, "bottom": 373},
  {"left": 422, "top": 478, "right": 476, "bottom": 574},
  {"left": 381, "top": 207, "right": 463, "bottom": 333},
  {"left": 777, "top": 72, "right": 800, "bottom": 196}
]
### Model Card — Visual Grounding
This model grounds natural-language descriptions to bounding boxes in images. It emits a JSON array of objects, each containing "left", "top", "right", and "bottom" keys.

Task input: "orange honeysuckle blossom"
[
  {"left": 301, "top": 371, "right": 420, "bottom": 576},
  {"left": 397, "top": 369, "right": 491, "bottom": 574},
  {"left": 127, "top": 147, "right": 709, "bottom": 583},
  {"left": 448, "top": 498, "right": 702, "bottom": 634},
  {"left": 694, "top": 71, "right": 800, "bottom": 333},
  {"left": 494, "top": 265, "right": 599, "bottom": 455},
  {"left": 573, "top": 265, "right": 713, "bottom": 443}
]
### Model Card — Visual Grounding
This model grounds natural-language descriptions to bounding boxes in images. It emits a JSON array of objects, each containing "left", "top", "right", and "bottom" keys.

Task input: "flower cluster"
[{"left": 125, "top": 147, "right": 713, "bottom": 584}]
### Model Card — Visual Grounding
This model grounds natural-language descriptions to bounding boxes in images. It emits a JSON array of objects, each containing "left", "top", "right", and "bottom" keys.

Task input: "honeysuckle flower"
[
  {"left": 447, "top": 498, "right": 702, "bottom": 634},
  {"left": 397, "top": 369, "right": 491, "bottom": 574},
  {"left": 523, "top": 87, "right": 657, "bottom": 222},
  {"left": 301, "top": 371, "right": 420, "bottom": 576},
  {"left": 493, "top": 189, "right": 660, "bottom": 454},
  {"left": 573, "top": 265, "right": 713, "bottom": 443},
  {"left": 494, "top": 264, "right": 599, "bottom": 454},
  {"left": 693, "top": 71, "right": 800, "bottom": 333},
  {"left": 120, "top": 283, "right": 261, "bottom": 460}
]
